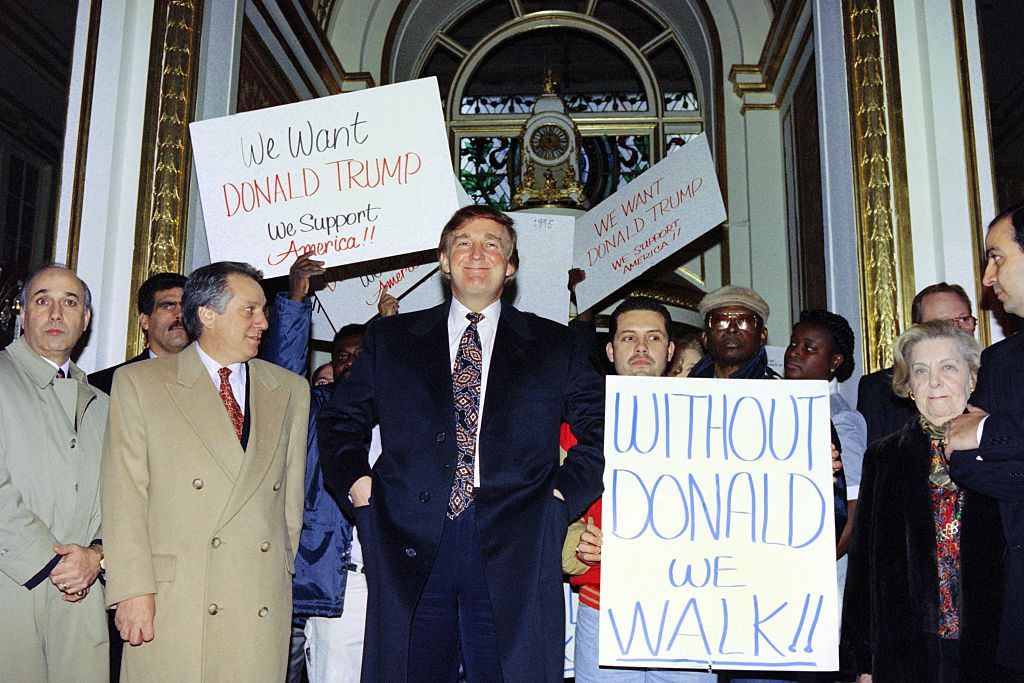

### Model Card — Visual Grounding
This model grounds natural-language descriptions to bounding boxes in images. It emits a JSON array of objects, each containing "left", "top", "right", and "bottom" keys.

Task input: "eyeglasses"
[
  {"left": 706, "top": 311, "right": 762, "bottom": 331},
  {"left": 942, "top": 315, "right": 976, "bottom": 330}
]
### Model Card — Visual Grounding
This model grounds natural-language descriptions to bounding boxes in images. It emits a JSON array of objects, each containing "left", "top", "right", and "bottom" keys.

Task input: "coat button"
[
  {"left": 193, "top": 478, "right": 204, "bottom": 490},
  {"left": 211, "top": 537, "right": 222, "bottom": 548},
  {"left": 405, "top": 548, "right": 417, "bottom": 558},
  {"left": 208, "top": 604, "right": 219, "bottom": 615},
  {"left": 70, "top": 438, "right": 77, "bottom": 448},
  {"left": 260, "top": 541, "right": 270, "bottom": 552},
  {"left": 258, "top": 607, "right": 269, "bottom": 618},
  {"left": 419, "top": 492, "right": 430, "bottom": 503},
  {"left": 436, "top": 432, "right": 445, "bottom": 442},
  {"left": 272, "top": 481, "right": 282, "bottom": 491}
]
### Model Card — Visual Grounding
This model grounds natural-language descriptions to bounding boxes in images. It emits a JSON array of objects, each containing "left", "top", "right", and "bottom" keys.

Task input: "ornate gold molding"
[
  {"left": 843, "top": 0, "right": 913, "bottom": 372},
  {"left": 66, "top": 0, "right": 103, "bottom": 269},
  {"left": 127, "top": 0, "right": 204, "bottom": 358}
]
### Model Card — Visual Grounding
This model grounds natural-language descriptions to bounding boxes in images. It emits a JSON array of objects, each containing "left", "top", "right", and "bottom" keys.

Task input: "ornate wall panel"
[{"left": 127, "top": 0, "right": 204, "bottom": 357}]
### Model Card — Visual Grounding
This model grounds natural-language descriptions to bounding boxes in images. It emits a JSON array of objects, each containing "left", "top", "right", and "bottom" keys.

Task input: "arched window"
[{"left": 417, "top": 1, "right": 705, "bottom": 208}]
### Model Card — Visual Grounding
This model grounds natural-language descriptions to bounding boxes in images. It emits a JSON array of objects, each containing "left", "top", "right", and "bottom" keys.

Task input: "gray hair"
[
  {"left": 891, "top": 320, "right": 980, "bottom": 398},
  {"left": 17, "top": 263, "right": 92, "bottom": 312},
  {"left": 182, "top": 261, "right": 263, "bottom": 340}
]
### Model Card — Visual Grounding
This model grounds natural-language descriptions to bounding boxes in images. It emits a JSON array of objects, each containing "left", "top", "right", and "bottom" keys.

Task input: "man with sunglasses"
[{"left": 688, "top": 285, "right": 779, "bottom": 380}]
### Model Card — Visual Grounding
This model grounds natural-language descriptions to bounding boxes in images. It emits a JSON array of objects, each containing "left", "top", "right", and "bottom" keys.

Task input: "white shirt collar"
[
  {"left": 195, "top": 343, "right": 247, "bottom": 405},
  {"left": 40, "top": 356, "right": 71, "bottom": 378}
]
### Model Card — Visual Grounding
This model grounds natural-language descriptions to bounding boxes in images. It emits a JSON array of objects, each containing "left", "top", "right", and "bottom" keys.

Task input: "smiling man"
[
  {"left": 89, "top": 273, "right": 188, "bottom": 395},
  {"left": 319, "top": 204, "right": 605, "bottom": 682},
  {"left": 100, "top": 261, "right": 309, "bottom": 681},
  {"left": 0, "top": 264, "right": 109, "bottom": 681}
]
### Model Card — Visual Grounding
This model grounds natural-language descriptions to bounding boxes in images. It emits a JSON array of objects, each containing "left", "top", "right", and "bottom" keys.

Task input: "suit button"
[
  {"left": 211, "top": 537, "right": 222, "bottom": 548},
  {"left": 436, "top": 432, "right": 445, "bottom": 442},
  {"left": 258, "top": 607, "right": 269, "bottom": 618},
  {"left": 419, "top": 492, "right": 430, "bottom": 503},
  {"left": 193, "top": 478, "right": 204, "bottom": 490},
  {"left": 260, "top": 541, "right": 271, "bottom": 552},
  {"left": 272, "top": 481, "right": 282, "bottom": 491},
  {"left": 405, "top": 548, "right": 417, "bottom": 558},
  {"left": 208, "top": 604, "right": 219, "bottom": 615}
]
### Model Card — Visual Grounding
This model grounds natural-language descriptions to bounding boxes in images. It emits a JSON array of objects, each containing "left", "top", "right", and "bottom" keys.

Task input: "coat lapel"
[
  {"left": 411, "top": 301, "right": 456, "bottom": 426},
  {"left": 481, "top": 304, "right": 529, "bottom": 424},
  {"left": 166, "top": 345, "right": 244, "bottom": 481},
  {"left": 216, "top": 361, "right": 287, "bottom": 530}
]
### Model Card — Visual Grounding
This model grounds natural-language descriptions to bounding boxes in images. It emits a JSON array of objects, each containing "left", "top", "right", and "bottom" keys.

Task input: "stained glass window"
[{"left": 459, "top": 137, "right": 514, "bottom": 209}]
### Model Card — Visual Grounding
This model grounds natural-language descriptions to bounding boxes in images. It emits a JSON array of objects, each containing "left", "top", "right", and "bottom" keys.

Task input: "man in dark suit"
[
  {"left": 89, "top": 272, "right": 187, "bottom": 394},
  {"left": 318, "top": 204, "right": 604, "bottom": 682},
  {"left": 947, "top": 200, "right": 1024, "bottom": 673},
  {"left": 856, "top": 282, "right": 976, "bottom": 446}
]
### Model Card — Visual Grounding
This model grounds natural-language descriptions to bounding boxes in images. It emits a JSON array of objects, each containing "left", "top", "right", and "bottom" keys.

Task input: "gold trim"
[
  {"left": 126, "top": 0, "right": 204, "bottom": 359},
  {"left": 843, "top": 0, "right": 912, "bottom": 372},
  {"left": 66, "top": 0, "right": 103, "bottom": 269},
  {"left": 739, "top": 102, "right": 780, "bottom": 115},
  {"left": 950, "top": 0, "right": 990, "bottom": 347}
]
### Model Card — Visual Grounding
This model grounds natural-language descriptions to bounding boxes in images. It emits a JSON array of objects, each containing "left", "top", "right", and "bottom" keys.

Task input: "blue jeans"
[{"left": 574, "top": 603, "right": 718, "bottom": 682}]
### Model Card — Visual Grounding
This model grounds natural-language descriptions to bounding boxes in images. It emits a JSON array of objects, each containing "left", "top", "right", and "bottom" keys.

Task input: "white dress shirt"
[
  {"left": 195, "top": 343, "right": 247, "bottom": 412},
  {"left": 447, "top": 297, "right": 501, "bottom": 488},
  {"left": 41, "top": 357, "right": 71, "bottom": 379}
]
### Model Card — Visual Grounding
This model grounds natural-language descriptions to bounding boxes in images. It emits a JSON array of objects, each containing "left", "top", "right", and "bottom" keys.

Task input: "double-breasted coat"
[
  {"left": 0, "top": 336, "right": 109, "bottom": 681},
  {"left": 101, "top": 343, "right": 308, "bottom": 681},
  {"left": 319, "top": 301, "right": 605, "bottom": 682}
]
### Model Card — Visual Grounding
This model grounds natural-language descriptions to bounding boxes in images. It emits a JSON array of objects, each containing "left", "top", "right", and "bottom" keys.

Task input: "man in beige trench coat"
[
  {"left": 0, "top": 264, "right": 109, "bottom": 681},
  {"left": 101, "top": 261, "right": 308, "bottom": 681}
]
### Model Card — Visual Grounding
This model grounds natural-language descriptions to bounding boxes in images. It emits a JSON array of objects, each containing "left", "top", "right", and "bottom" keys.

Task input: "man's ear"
[
  {"left": 82, "top": 308, "right": 92, "bottom": 332},
  {"left": 139, "top": 313, "right": 150, "bottom": 333},
  {"left": 198, "top": 305, "right": 216, "bottom": 330},
  {"left": 439, "top": 252, "right": 451, "bottom": 275},
  {"left": 760, "top": 327, "right": 768, "bottom": 346},
  {"left": 606, "top": 341, "right": 615, "bottom": 364},
  {"left": 667, "top": 341, "right": 676, "bottom": 363}
]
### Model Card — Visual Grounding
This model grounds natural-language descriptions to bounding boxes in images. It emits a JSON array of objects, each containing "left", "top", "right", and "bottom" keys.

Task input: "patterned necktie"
[
  {"left": 55, "top": 368, "right": 66, "bottom": 379},
  {"left": 217, "top": 367, "right": 244, "bottom": 442},
  {"left": 449, "top": 312, "right": 484, "bottom": 519}
]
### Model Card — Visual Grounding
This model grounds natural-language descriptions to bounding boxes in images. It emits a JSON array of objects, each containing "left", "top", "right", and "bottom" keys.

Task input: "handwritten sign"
[
  {"left": 600, "top": 376, "right": 838, "bottom": 672},
  {"left": 572, "top": 135, "right": 726, "bottom": 312},
  {"left": 190, "top": 77, "right": 457, "bottom": 277},
  {"left": 564, "top": 583, "right": 579, "bottom": 677}
]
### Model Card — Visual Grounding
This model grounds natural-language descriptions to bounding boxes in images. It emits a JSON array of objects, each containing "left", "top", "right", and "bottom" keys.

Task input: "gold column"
[
  {"left": 126, "top": 0, "right": 204, "bottom": 358},
  {"left": 843, "top": 0, "right": 914, "bottom": 372}
]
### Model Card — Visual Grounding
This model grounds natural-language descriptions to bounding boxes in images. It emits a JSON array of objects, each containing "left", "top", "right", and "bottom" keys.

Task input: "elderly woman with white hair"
[{"left": 840, "top": 321, "right": 1016, "bottom": 682}]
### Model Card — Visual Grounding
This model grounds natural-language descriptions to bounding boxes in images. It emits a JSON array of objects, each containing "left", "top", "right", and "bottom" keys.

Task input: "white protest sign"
[
  {"left": 190, "top": 77, "right": 457, "bottom": 278},
  {"left": 564, "top": 583, "right": 579, "bottom": 678},
  {"left": 600, "top": 376, "right": 838, "bottom": 671},
  {"left": 573, "top": 135, "right": 726, "bottom": 311}
]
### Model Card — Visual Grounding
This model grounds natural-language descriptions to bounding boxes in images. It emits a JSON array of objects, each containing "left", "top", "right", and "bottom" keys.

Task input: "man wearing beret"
[{"left": 688, "top": 285, "right": 779, "bottom": 380}]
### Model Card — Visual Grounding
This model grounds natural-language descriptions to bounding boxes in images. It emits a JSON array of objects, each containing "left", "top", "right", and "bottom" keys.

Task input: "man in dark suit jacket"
[
  {"left": 89, "top": 272, "right": 187, "bottom": 394},
  {"left": 319, "top": 205, "right": 604, "bottom": 682},
  {"left": 947, "top": 200, "right": 1024, "bottom": 673},
  {"left": 857, "top": 282, "right": 977, "bottom": 446}
]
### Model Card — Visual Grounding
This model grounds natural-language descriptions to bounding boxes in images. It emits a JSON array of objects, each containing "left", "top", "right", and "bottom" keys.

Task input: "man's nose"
[{"left": 982, "top": 261, "right": 997, "bottom": 287}]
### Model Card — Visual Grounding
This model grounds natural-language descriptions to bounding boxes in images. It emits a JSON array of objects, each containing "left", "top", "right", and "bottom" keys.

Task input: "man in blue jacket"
[{"left": 261, "top": 253, "right": 368, "bottom": 682}]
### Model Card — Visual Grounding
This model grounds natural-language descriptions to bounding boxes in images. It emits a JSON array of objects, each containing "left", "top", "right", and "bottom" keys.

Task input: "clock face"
[{"left": 529, "top": 123, "right": 570, "bottom": 161}]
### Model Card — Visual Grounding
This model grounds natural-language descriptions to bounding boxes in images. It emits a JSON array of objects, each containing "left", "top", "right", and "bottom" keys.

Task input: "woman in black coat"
[{"left": 841, "top": 321, "right": 1017, "bottom": 682}]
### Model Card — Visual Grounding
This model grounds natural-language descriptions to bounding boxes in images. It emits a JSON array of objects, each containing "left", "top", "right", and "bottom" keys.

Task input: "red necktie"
[{"left": 217, "top": 367, "right": 244, "bottom": 442}]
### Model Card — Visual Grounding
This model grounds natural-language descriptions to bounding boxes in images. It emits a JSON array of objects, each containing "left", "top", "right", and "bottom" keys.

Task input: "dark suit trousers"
[{"left": 407, "top": 506, "right": 502, "bottom": 682}]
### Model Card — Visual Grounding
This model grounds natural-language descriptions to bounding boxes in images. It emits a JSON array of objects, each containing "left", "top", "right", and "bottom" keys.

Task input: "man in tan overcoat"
[
  {"left": 101, "top": 261, "right": 308, "bottom": 681},
  {"left": 0, "top": 264, "right": 108, "bottom": 681}
]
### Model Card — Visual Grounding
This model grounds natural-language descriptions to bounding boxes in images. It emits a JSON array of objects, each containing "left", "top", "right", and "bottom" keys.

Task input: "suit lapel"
[
  {"left": 481, "top": 305, "right": 529, "bottom": 424},
  {"left": 216, "top": 361, "right": 287, "bottom": 530},
  {"left": 166, "top": 345, "right": 244, "bottom": 481},
  {"left": 411, "top": 302, "right": 456, "bottom": 426}
]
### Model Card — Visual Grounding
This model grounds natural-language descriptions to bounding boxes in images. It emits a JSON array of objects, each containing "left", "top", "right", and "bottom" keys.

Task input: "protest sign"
[
  {"left": 190, "top": 77, "right": 457, "bottom": 278},
  {"left": 572, "top": 135, "right": 726, "bottom": 312},
  {"left": 599, "top": 376, "right": 838, "bottom": 672},
  {"left": 564, "top": 583, "right": 579, "bottom": 678}
]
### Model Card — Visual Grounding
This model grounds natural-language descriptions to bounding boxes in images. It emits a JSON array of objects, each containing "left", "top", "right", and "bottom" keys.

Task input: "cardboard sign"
[
  {"left": 190, "top": 78, "right": 457, "bottom": 277},
  {"left": 599, "top": 376, "right": 838, "bottom": 672},
  {"left": 572, "top": 135, "right": 726, "bottom": 311},
  {"left": 309, "top": 211, "right": 575, "bottom": 337}
]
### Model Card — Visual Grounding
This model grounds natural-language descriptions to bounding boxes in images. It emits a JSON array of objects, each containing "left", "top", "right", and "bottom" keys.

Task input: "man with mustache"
[
  {"left": 0, "top": 264, "right": 109, "bottom": 681},
  {"left": 688, "top": 285, "right": 779, "bottom": 380},
  {"left": 563, "top": 297, "right": 717, "bottom": 682},
  {"left": 89, "top": 272, "right": 188, "bottom": 395},
  {"left": 100, "top": 261, "right": 309, "bottom": 681}
]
